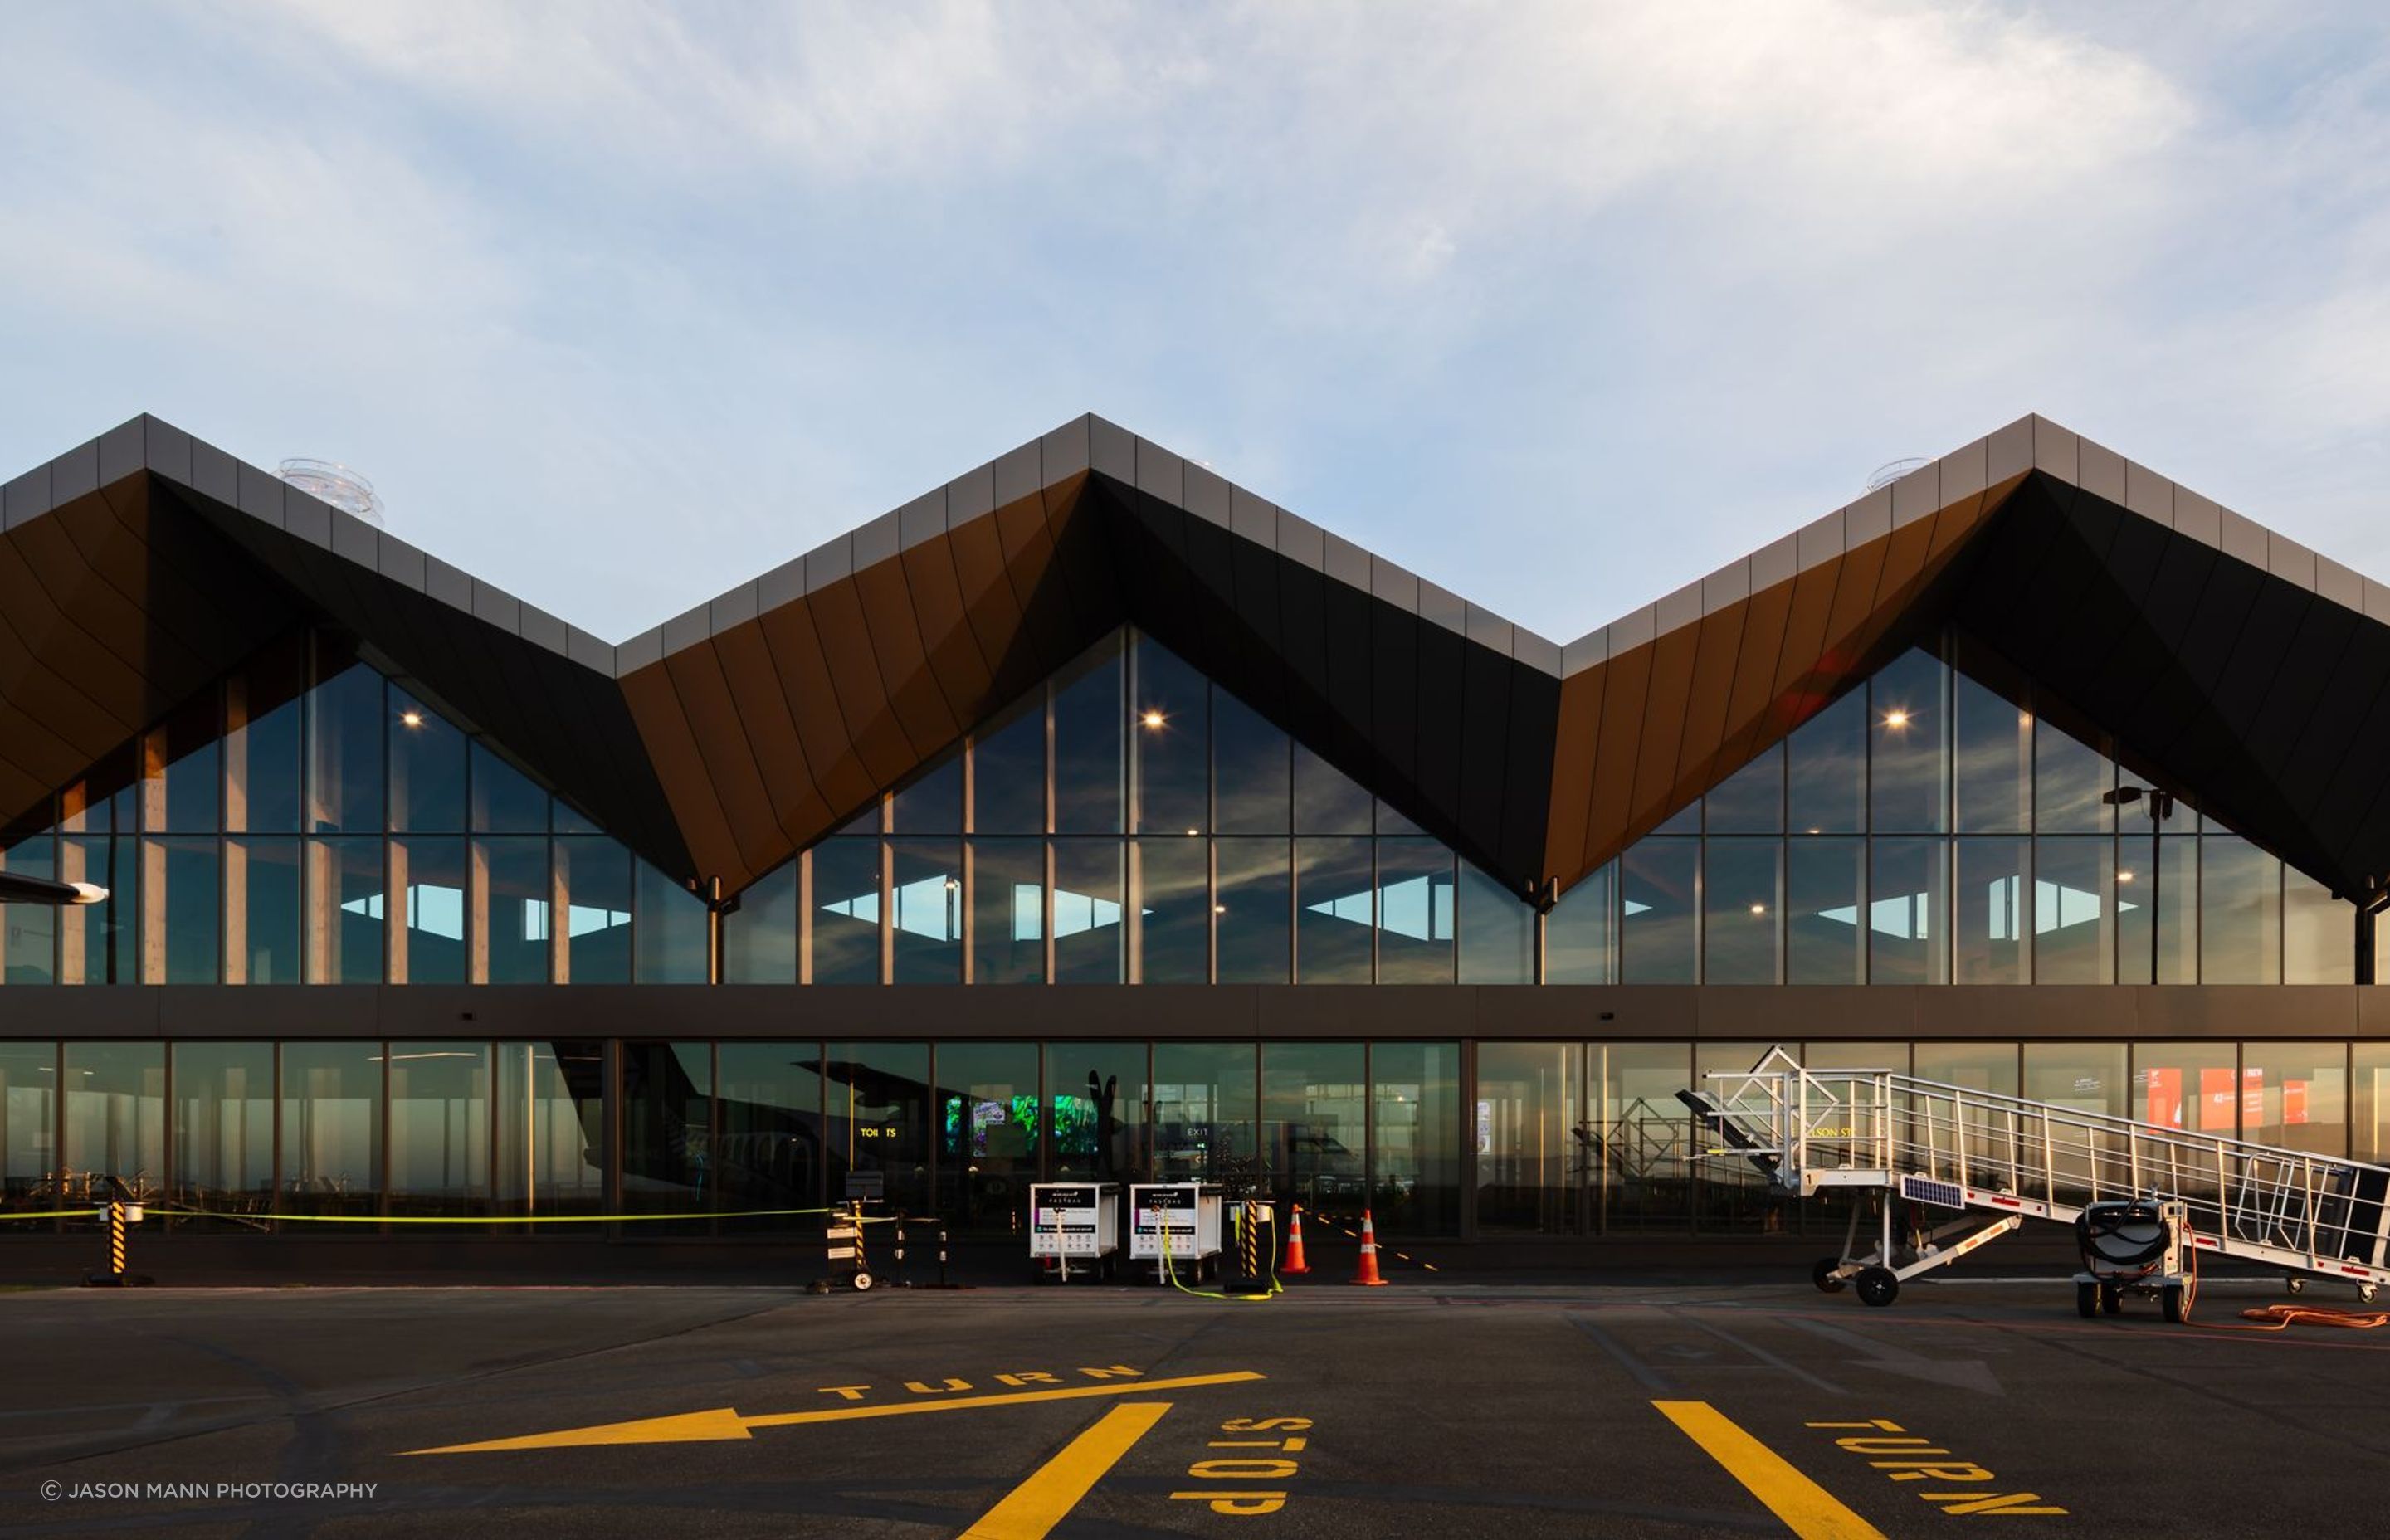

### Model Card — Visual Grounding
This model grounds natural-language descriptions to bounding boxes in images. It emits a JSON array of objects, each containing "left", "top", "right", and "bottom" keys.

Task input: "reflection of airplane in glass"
[
  {"left": 0, "top": 870, "right": 106, "bottom": 904},
  {"left": 1274, "top": 1124, "right": 1368, "bottom": 1199}
]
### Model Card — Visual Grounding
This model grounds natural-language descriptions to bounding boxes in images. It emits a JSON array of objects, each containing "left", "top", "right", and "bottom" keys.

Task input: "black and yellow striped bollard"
[{"left": 82, "top": 1200, "right": 153, "bottom": 1288}]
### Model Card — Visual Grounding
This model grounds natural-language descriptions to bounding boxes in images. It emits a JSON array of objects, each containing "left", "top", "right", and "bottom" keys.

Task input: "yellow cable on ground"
[
  {"left": 1158, "top": 1204, "right": 1280, "bottom": 1303},
  {"left": 2217, "top": 1303, "right": 2390, "bottom": 1332}
]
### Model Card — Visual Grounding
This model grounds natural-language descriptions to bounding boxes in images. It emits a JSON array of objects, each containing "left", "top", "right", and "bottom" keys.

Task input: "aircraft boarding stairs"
[{"left": 1680, "top": 1045, "right": 2390, "bottom": 1308}]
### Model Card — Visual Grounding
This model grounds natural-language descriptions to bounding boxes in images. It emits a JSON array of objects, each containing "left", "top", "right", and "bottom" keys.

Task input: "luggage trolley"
[
  {"left": 1029, "top": 1181, "right": 1120, "bottom": 1281},
  {"left": 1682, "top": 1045, "right": 2390, "bottom": 1315},
  {"left": 1129, "top": 1182, "right": 1222, "bottom": 1283}
]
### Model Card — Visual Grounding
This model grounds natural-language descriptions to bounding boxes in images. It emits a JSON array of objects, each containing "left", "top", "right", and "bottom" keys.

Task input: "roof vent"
[
  {"left": 277, "top": 458, "right": 385, "bottom": 529},
  {"left": 1862, "top": 458, "right": 1930, "bottom": 495}
]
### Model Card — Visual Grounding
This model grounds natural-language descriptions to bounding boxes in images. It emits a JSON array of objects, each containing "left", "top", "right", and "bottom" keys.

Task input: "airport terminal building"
[{"left": 3, "top": 412, "right": 2388, "bottom": 1250}]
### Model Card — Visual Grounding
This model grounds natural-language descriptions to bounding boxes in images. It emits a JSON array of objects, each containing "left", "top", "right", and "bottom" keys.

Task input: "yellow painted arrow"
[{"left": 403, "top": 1370, "right": 1265, "bottom": 1455}]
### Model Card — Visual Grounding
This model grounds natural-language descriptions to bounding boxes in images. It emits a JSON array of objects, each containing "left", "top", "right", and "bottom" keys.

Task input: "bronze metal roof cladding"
[{"left": 6, "top": 412, "right": 2389, "bottom": 910}]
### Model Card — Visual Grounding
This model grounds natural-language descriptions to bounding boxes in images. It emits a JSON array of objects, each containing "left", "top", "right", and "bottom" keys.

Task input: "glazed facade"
[
  {"left": 7, "top": 409, "right": 2390, "bottom": 1248},
  {"left": 3, "top": 626, "right": 2362, "bottom": 992}
]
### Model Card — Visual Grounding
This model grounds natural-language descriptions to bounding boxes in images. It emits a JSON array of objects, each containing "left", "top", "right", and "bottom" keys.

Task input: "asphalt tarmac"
[{"left": 2, "top": 1273, "right": 2388, "bottom": 1538}]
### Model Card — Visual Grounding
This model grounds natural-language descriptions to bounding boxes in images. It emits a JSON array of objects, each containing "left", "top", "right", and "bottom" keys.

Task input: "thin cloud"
[{"left": 0, "top": 2, "right": 2383, "bottom": 643}]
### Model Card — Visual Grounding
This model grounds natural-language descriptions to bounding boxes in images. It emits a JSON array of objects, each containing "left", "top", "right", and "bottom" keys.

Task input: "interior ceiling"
[{"left": 5, "top": 412, "right": 2388, "bottom": 907}]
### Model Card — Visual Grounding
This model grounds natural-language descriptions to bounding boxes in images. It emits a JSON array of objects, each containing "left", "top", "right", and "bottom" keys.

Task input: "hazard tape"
[
  {"left": 7, "top": 1203, "right": 882, "bottom": 1226},
  {"left": 1306, "top": 1212, "right": 1441, "bottom": 1272}
]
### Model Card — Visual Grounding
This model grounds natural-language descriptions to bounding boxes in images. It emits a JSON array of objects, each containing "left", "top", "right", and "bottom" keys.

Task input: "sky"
[{"left": 3, "top": 1, "right": 2388, "bottom": 649}]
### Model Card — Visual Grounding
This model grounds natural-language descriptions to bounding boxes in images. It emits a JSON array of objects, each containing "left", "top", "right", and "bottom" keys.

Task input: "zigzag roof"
[{"left": 5, "top": 412, "right": 2388, "bottom": 906}]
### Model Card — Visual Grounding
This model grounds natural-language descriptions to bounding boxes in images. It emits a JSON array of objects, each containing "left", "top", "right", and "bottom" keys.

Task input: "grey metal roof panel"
[
  {"left": 946, "top": 460, "right": 994, "bottom": 526},
  {"left": 1418, "top": 578, "right": 1466, "bottom": 636},
  {"left": 1937, "top": 435, "right": 1988, "bottom": 504},
  {"left": 237, "top": 461, "right": 285, "bottom": 529},
  {"left": 190, "top": 438, "right": 239, "bottom": 506},
  {"left": 1559, "top": 631, "right": 1607, "bottom": 674},
  {"left": 1513, "top": 630, "right": 1563, "bottom": 675},
  {"left": 1183, "top": 461, "right": 1232, "bottom": 529},
  {"left": 1369, "top": 556, "right": 1420, "bottom": 612},
  {"left": 471, "top": 579, "right": 522, "bottom": 636},
  {"left": 2268, "top": 532, "right": 2318, "bottom": 592},
  {"left": 802, "top": 533, "right": 852, "bottom": 592},
  {"left": 2218, "top": 507, "right": 2269, "bottom": 569},
  {"left": 1041, "top": 415, "right": 1091, "bottom": 480},
  {"left": 1322, "top": 530, "right": 1371, "bottom": 591},
  {"left": 1846, "top": 486, "right": 1893, "bottom": 546},
  {"left": 284, "top": 486, "right": 331, "bottom": 549},
  {"left": 329, "top": 507, "right": 378, "bottom": 567},
  {"left": 1701, "top": 559, "right": 1750, "bottom": 613},
  {"left": 423, "top": 555, "right": 473, "bottom": 613},
  {"left": 1274, "top": 509, "right": 1324, "bottom": 572},
  {"left": 1751, "top": 532, "right": 1798, "bottom": 592},
  {"left": 1796, "top": 509, "right": 1846, "bottom": 572},
  {"left": 1465, "top": 602, "right": 1514, "bottom": 656},
  {"left": 519, "top": 602, "right": 569, "bottom": 657},
  {"left": 2316, "top": 555, "right": 2364, "bottom": 613},
  {"left": 1228, "top": 485, "right": 1275, "bottom": 547},
  {"left": 1, "top": 465, "right": 47, "bottom": 531},
  {"left": 897, "top": 489, "right": 945, "bottom": 551},
  {"left": 661, "top": 602, "right": 710, "bottom": 655},
  {"left": 756, "top": 555, "right": 806, "bottom": 612},
  {"left": 1088, "top": 416, "right": 1135, "bottom": 482},
  {"left": 1986, "top": 416, "right": 2033, "bottom": 484},
  {"left": 50, "top": 437, "right": 99, "bottom": 504},
  {"left": 97, "top": 419, "right": 144, "bottom": 487},
  {"left": 2079, "top": 437, "right": 2128, "bottom": 505},
  {"left": 1656, "top": 578, "right": 1703, "bottom": 636},
  {"left": 141, "top": 416, "right": 192, "bottom": 487},
  {"left": 2124, "top": 460, "right": 2173, "bottom": 522},
  {"left": 2031, "top": 414, "right": 2079, "bottom": 480},
  {"left": 1135, "top": 438, "right": 1184, "bottom": 502},
  {"left": 1890, "top": 463, "right": 1940, "bottom": 528},
  {"left": 2173, "top": 487, "right": 2222, "bottom": 548},
  {"left": 992, "top": 440, "right": 1041, "bottom": 509},
  {"left": 710, "top": 580, "right": 759, "bottom": 635},
  {"left": 567, "top": 626, "right": 615, "bottom": 674},
  {"left": 851, "top": 509, "right": 900, "bottom": 571},
  {"left": 377, "top": 534, "right": 428, "bottom": 593},
  {"left": 617, "top": 626, "right": 664, "bottom": 673}
]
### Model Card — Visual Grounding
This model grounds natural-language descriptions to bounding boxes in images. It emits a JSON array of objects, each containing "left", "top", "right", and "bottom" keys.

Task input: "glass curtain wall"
[
  {"left": 2, "top": 623, "right": 2363, "bottom": 989},
  {"left": 1547, "top": 636, "right": 2358, "bottom": 985},
  {"left": 171, "top": 1041, "right": 273, "bottom": 1225},
  {"left": 1, "top": 634, "right": 711, "bottom": 989},
  {"left": 1475, "top": 1042, "right": 1583, "bottom": 1232},
  {"left": 717, "top": 630, "right": 1522, "bottom": 987}
]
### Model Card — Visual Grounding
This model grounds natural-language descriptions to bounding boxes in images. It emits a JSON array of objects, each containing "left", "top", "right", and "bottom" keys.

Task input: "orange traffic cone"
[
  {"left": 1282, "top": 1205, "right": 1311, "bottom": 1275},
  {"left": 1349, "top": 1209, "right": 1388, "bottom": 1286}
]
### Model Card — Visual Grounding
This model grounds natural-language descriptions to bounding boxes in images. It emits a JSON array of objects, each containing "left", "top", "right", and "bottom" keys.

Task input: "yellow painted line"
[
  {"left": 404, "top": 1371, "right": 1262, "bottom": 1454},
  {"left": 1653, "top": 1401, "right": 1885, "bottom": 1540},
  {"left": 959, "top": 1401, "right": 1173, "bottom": 1540}
]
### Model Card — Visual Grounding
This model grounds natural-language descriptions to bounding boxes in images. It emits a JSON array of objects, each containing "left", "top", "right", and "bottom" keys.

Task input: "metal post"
[
  {"left": 108, "top": 1201, "right": 125, "bottom": 1279},
  {"left": 938, "top": 1224, "right": 949, "bottom": 1287}
]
